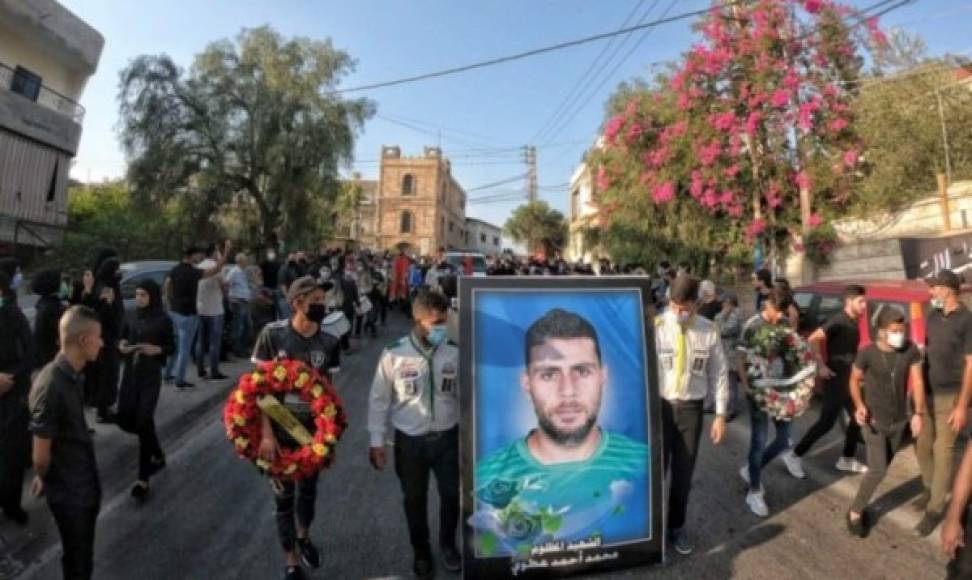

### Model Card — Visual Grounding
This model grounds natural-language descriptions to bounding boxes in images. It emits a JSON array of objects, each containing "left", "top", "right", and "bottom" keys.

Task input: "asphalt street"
[{"left": 9, "top": 310, "right": 951, "bottom": 580}]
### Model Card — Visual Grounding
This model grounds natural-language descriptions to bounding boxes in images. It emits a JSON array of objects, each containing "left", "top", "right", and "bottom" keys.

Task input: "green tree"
[
  {"left": 504, "top": 201, "right": 567, "bottom": 256},
  {"left": 852, "top": 36, "right": 972, "bottom": 216},
  {"left": 118, "top": 26, "right": 374, "bottom": 248}
]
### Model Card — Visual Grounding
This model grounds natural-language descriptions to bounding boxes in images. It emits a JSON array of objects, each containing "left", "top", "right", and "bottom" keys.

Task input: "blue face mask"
[
  {"left": 427, "top": 325, "right": 448, "bottom": 346},
  {"left": 58, "top": 282, "right": 70, "bottom": 300}
]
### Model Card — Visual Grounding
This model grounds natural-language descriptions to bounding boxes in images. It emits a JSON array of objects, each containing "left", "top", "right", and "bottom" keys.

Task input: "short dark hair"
[
  {"left": 670, "top": 275, "right": 700, "bottom": 304},
  {"left": 525, "top": 309, "right": 602, "bottom": 367},
  {"left": 877, "top": 307, "right": 905, "bottom": 329},
  {"left": 763, "top": 287, "right": 792, "bottom": 311},
  {"left": 843, "top": 285, "right": 866, "bottom": 301},
  {"left": 412, "top": 289, "right": 449, "bottom": 316},
  {"left": 754, "top": 268, "right": 773, "bottom": 287}
]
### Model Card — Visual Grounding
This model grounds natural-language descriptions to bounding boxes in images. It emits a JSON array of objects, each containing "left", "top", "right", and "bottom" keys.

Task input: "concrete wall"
[
  {"left": 0, "top": 0, "right": 104, "bottom": 81},
  {"left": 0, "top": 89, "right": 82, "bottom": 154},
  {"left": 465, "top": 219, "right": 502, "bottom": 254}
]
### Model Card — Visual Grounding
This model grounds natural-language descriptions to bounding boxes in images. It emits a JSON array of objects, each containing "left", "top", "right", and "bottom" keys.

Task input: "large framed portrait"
[{"left": 459, "top": 277, "right": 664, "bottom": 579}]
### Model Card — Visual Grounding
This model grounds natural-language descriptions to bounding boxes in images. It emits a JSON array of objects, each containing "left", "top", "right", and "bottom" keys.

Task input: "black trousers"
[
  {"left": 48, "top": 501, "right": 99, "bottom": 580},
  {"left": 850, "top": 423, "right": 907, "bottom": 513},
  {"left": 270, "top": 472, "right": 320, "bottom": 553},
  {"left": 393, "top": 427, "right": 460, "bottom": 557},
  {"left": 794, "top": 380, "right": 860, "bottom": 459},
  {"left": 660, "top": 399, "right": 704, "bottom": 532}
]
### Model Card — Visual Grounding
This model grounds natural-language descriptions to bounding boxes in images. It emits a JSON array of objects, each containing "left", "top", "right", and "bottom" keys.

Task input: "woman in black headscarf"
[
  {"left": 117, "top": 279, "right": 174, "bottom": 500},
  {"left": 86, "top": 256, "right": 124, "bottom": 422},
  {"left": 32, "top": 268, "right": 66, "bottom": 369},
  {"left": 0, "top": 272, "right": 33, "bottom": 525}
]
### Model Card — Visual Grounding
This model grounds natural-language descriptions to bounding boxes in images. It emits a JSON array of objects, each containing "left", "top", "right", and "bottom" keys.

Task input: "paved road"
[{"left": 14, "top": 311, "right": 950, "bottom": 580}]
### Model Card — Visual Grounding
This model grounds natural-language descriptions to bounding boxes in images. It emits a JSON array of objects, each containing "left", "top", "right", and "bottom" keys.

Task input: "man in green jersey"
[{"left": 472, "top": 308, "right": 650, "bottom": 557}]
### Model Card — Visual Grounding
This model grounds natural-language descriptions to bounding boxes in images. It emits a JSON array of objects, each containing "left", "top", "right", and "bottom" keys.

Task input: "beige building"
[
  {"left": 0, "top": 0, "right": 103, "bottom": 250},
  {"left": 375, "top": 145, "right": 467, "bottom": 255}
]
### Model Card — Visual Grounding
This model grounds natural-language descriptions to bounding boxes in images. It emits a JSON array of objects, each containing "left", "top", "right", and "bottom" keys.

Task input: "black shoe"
[
  {"left": 147, "top": 454, "right": 167, "bottom": 477},
  {"left": 197, "top": 371, "right": 209, "bottom": 380},
  {"left": 847, "top": 511, "right": 868, "bottom": 538},
  {"left": 96, "top": 412, "right": 117, "bottom": 424},
  {"left": 413, "top": 556, "right": 434, "bottom": 579},
  {"left": 131, "top": 482, "right": 150, "bottom": 501},
  {"left": 915, "top": 511, "right": 943, "bottom": 537},
  {"left": 440, "top": 543, "right": 461, "bottom": 572},
  {"left": 3, "top": 506, "right": 29, "bottom": 527},
  {"left": 296, "top": 538, "right": 321, "bottom": 569},
  {"left": 210, "top": 372, "right": 229, "bottom": 381},
  {"left": 284, "top": 566, "right": 306, "bottom": 580},
  {"left": 176, "top": 382, "right": 196, "bottom": 390}
]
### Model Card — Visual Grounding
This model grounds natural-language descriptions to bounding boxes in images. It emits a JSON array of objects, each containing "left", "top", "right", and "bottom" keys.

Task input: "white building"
[
  {"left": 0, "top": 0, "right": 103, "bottom": 251},
  {"left": 464, "top": 217, "right": 502, "bottom": 255},
  {"left": 566, "top": 157, "right": 603, "bottom": 263}
]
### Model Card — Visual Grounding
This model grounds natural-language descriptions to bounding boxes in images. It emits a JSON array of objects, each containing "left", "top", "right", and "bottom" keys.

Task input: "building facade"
[
  {"left": 375, "top": 145, "right": 467, "bottom": 255},
  {"left": 0, "top": 0, "right": 103, "bottom": 250},
  {"left": 566, "top": 158, "right": 603, "bottom": 263},
  {"left": 464, "top": 217, "right": 502, "bottom": 254}
]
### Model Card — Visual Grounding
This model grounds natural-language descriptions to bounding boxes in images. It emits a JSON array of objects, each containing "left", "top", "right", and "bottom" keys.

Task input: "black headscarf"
[
  {"left": 95, "top": 257, "right": 121, "bottom": 289},
  {"left": 135, "top": 278, "right": 163, "bottom": 317},
  {"left": 31, "top": 269, "right": 62, "bottom": 296}
]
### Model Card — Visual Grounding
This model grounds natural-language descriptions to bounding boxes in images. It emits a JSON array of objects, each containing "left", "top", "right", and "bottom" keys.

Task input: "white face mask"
[
  {"left": 931, "top": 298, "right": 945, "bottom": 310},
  {"left": 886, "top": 331, "right": 906, "bottom": 349}
]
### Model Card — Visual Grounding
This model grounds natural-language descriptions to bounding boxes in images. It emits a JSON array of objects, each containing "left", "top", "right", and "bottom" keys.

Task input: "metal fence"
[{"left": 0, "top": 62, "right": 85, "bottom": 123}]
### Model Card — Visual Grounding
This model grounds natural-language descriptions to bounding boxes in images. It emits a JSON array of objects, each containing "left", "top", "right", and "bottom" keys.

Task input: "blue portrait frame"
[{"left": 459, "top": 276, "right": 664, "bottom": 579}]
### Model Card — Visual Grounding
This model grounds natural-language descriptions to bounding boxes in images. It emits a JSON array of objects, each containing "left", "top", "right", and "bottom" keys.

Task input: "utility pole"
[
  {"left": 936, "top": 88, "right": 952, "bottom": 186},
  {"left": 523, "top": 145, "right": 538, "bottom": 202}
]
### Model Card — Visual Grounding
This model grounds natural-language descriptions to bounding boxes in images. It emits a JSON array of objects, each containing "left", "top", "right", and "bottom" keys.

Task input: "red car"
[{"left": 793, "top": 279, "right": 972, "bottom": 350}]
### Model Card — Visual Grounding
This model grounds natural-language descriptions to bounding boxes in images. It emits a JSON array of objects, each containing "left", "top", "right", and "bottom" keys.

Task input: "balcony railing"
[{"left": 0, "top": 62, "right": 85, "bottom": 123}]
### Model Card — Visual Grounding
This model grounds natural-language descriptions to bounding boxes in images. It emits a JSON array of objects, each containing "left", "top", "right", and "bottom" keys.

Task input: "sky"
[{"left": 61, "top": 0, "right": 972, "bottom": 230}]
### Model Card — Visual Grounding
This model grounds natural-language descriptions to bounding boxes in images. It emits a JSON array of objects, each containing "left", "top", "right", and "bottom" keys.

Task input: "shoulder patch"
[
  {"left": 386, "top": 337, "right": 406, "bottom": 349},
  {"left": 654, "top": 315, "right": 665, "bottom": 327}
]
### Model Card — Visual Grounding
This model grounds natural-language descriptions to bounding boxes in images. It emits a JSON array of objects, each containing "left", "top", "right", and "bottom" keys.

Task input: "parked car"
[
  {"left": 792, "top": 279, "right": 972, "bottom": 349},
  {"left": 118, "top": 260, "right": 178, "bottom": 314},
  {"left": 444, "top": 251, "right": 488, "bottom": 277}
]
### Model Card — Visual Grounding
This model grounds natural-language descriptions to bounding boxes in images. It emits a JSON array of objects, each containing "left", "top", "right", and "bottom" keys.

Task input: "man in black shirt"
[
  {"left": 792, "top": 285, "right": 869, "bottom": 473},
  {"left": 164, "top": 243, "right": 230, "bottom": 389},
  {"left": 29, "top": 306, "right": 104, "bottom": 580},
  {"left": 916, "top": 269, "right": 972, "bottom": 536},
  {"left": 252, "top": 276, "right": 340, "bottom": 580}
]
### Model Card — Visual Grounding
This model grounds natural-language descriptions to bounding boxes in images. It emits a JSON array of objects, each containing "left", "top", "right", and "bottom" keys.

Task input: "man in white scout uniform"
[
  {"left": 368, "top": 289, "right": 460, "bottom": 579},
  {"left": 654, "top": 275, "right": 729, "bottom": 556}
]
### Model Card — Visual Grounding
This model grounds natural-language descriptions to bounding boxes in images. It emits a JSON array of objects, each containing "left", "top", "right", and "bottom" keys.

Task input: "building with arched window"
[{"left": 373, "top": 145, "right": 467, "bottom": 255}]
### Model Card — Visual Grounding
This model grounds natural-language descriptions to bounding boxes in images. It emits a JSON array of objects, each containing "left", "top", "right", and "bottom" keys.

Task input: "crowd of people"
[{"left": 2, "top": 248, "right": 972, "bottom": 580}]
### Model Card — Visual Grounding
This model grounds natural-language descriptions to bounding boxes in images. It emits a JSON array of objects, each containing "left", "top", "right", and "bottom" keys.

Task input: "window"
[
  {"left": 448, "top": 221, "right": 454, "bottom": 233},
  {"left": 402, "top": 174, "right": 415, "bottom": 196},
  {"left": 440, "top": 217, "right": 444, "bottom": 231},
  {"left": 571, "top": 189, "right": 580, "bottom": 219},
  {"left": 46, "top": 159, "right": 59, "bottom": 203},
  {"left": 11, "top": 66, "right": 42, "bottom": 102},
  {"left": 480, "top": 233, "right": 487, "bottom": 243},
  {"left": 400, "top": 211, "right": 413, "bottom": 234},
  {"left": 493, "top": 236, "right": 500, "bottom": 246}
]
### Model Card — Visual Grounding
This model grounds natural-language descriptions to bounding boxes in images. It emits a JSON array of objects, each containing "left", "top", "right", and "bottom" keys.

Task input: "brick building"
[{"left": 375, "top": 145, "right": 467, "bottom": 255}]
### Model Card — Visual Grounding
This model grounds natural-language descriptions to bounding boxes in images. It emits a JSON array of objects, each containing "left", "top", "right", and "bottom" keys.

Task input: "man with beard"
[{"left": 474, "top": 308, "right": 649, "bottom": 555}]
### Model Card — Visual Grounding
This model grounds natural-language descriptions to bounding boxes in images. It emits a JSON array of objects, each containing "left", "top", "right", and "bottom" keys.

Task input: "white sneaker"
[
  {"left": 746, "top": 489, "right": 770, "bottom": 518},
  {"left": 782, "top": 450, "right": 806, "bottom": 479},
  {"left": 739, "top": 465, "right": 750, "bottom": 485},
  {"left": 836, "top": 457, "right": 869, "bottom": 474}
]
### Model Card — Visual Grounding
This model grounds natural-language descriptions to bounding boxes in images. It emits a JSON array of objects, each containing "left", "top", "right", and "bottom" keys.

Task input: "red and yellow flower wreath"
[{"left": 223, "top": 359, "right": 347, "bottom": 480}]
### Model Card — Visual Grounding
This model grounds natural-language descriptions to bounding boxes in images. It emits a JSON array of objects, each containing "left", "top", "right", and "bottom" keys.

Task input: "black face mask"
[{"left": 306, "top": 303, "right": 327, "bottom": 324}]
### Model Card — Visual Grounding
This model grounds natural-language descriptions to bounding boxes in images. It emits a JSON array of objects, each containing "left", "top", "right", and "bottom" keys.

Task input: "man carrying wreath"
[{"left": 252, "top": 276, "right": 342, "bottom": 580}]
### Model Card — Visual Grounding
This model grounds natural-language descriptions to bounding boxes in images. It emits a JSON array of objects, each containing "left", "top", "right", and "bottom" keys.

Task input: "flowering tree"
[{"left": 591, "top": 0, "right": 887, "bottom": 271}]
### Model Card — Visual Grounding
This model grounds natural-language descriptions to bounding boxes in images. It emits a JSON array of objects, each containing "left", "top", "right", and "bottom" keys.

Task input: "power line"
[
  {"left": 334, "top": 3, "right": 724, "bottom": 94},
  {"left": 540, "top": 0, "right": 679, "bottom": 148},
  {"left": 530, "top": 0, "right": 655, "bottom": 145},
  {"left": 466, "top": 173, "right": 529, "bottom": 193},
  {"left": 377, "top": 112, "right": 515, "bottom": 148}
]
